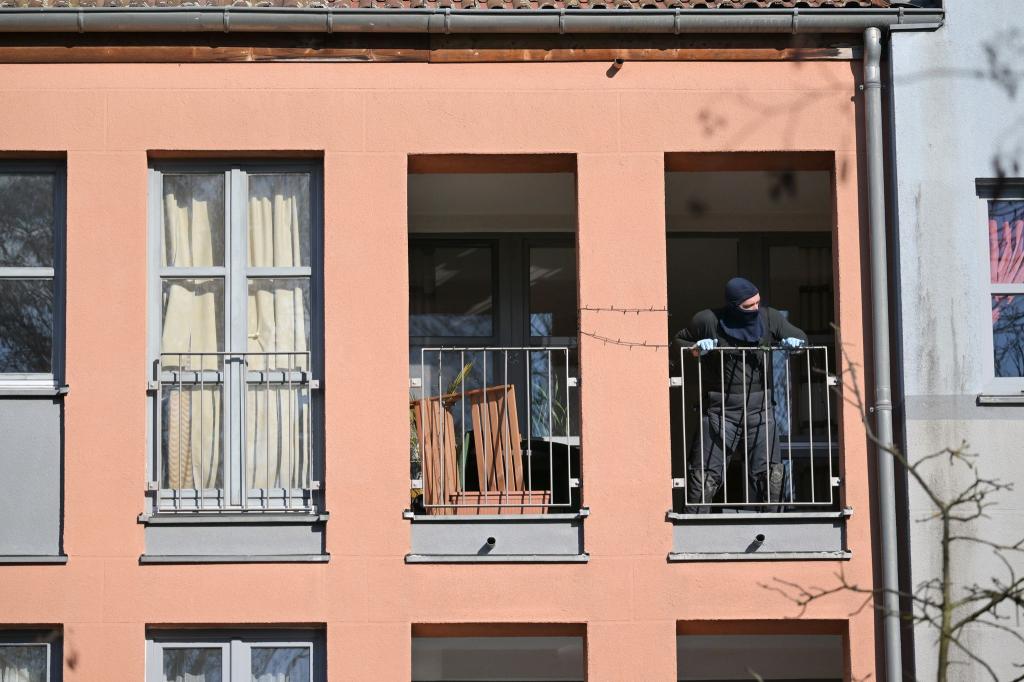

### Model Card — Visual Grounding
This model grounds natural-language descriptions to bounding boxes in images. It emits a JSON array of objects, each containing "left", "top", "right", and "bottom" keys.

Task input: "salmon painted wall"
[{"left": 0, "top": 60, "right": 874, "bottom": 681}]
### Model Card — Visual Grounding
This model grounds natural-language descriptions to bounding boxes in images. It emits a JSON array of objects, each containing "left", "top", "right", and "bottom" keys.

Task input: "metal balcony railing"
[
  {"left": 151, "top": 351, "right": 317, "bottom": 513},
  {"left": 671, "top": 345, "right": 838, "bottom": 511},
  {"left": 410, "top": 346, "right": 579, "bottom": 515}
]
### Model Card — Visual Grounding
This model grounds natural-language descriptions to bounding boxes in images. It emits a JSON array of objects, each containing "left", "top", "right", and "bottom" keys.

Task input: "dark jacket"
[{"left": 673, "top": 306, "right": 807, "bottom": 398}]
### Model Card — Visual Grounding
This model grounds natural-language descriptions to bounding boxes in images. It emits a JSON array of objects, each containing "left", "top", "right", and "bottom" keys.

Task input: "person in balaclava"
[{"left": 674, "top": 277, "right": 807, "bottom": 513}]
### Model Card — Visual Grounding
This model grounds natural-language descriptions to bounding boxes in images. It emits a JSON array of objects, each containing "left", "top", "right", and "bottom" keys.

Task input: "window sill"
[
  {"left": 138, "top": 511, "right": 329, "bottom": 525},
  {"left": 0, "top": 554, "right": 68, "bottom": 565},
  {"left": 139, "top": 553, "right": 329, "bottom": 564},
  {"left": 976, "top": 393, "right": 1024, "bottom": 406},
  {"left": 0, "top": 382, "right": 67, "bottom": 397}
]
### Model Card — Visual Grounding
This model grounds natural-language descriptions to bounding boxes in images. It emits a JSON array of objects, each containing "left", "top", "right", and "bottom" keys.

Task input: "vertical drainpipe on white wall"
[{"left": 863, "top": 25, "right": 903, "bottom": 682}]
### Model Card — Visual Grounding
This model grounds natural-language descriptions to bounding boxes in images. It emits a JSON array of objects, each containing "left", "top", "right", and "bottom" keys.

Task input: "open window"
[
  {"left": 664, "top": 154, "right": 848, "bottom": 560},
  {"left": 404, "top": 155, "right": 586, "bottom": 563}
]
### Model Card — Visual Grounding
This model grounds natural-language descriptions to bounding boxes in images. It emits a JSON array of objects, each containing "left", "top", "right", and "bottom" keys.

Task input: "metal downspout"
[{"left": 863, "top": 25, "right": 902, "bottom": 682}]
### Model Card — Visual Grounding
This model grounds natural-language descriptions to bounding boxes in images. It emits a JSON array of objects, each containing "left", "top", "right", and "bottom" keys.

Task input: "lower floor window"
[
  {"left": 147, "top": 631, "right": 323, "bottom": 682},
  {"left": 0, "top": 632, "right": 59, "bottom": 682}
]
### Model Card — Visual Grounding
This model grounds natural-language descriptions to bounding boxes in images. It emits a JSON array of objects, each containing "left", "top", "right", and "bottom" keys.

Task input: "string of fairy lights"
[{"left": 577, "top": 305, "right": 672, "bottom": 350}]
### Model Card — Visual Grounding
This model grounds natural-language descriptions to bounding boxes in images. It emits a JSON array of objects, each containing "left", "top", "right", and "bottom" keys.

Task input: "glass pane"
[
  {"left": 245, "top": 380, "right": 311, "bottom": 492},
  {"left": 0, "top": 645, "right": 47, "bottom": 682},
  {"left": 768, "top": 245, "right": 833, "bottom": 335},
  {"left": 988, "top": 199, "right": 1024, "bottom": 284},
  {"left": 248, "top": 174, "right": 311, "bottom": 268},
  {"left": 251, "top": 646, "right": 311, "bottom": 682},
  {"left": 993, "top": 295, "right": 1024, "bottom": 377},
  {"left": 247, "top": 279, "right": 310, "bottom": 368},
  {"left": 0, "top": 173, "right": 54, "bottom": 267},
  {"left": 409, "top": 245, "right": 493, "bottom": 337},
  {"left": 529, "top": 246, "right": 577, "bottom": 338},
  {"left": 0, "top": 279, "right": 53, "bottom": 373},
  {"left": 161, "top": 384, "right": 224, "bottom": 490},
  {"left": 162, "top": 174, "right": 225, "bottom": 268},
  {"left": 162, "top": 647, "right": 222, "bottom": 682},
  {"left": 160, "top": 278, "right": 224, "bottom": 368}
]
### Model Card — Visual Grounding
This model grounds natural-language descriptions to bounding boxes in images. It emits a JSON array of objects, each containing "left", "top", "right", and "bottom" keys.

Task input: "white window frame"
[
  {"left": 977, "top": 179, "right": 1024, "bottom": 395},
  {"left": 145, "top": 631, "right": 323, "bottom": 682},
  {"left": 146, "top": 160, "right": 324, "bottom": 513},
  {"left": 0, "top": 161, "right": 66, "bottom": 395}
]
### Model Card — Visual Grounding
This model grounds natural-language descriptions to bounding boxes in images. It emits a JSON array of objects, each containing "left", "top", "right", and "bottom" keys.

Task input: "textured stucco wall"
[
  {"left": 892, "top": 2, "right": 1024, "bottom": 679},
  {"left": 0, "top": 59, "right": 875, "bottom": 681}
]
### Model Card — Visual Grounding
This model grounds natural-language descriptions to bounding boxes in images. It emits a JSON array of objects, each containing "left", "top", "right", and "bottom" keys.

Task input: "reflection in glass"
[
  {"left": 251, "top": 646, "right": 311, "bottom": 682},
  {"left": 993, "top": 295, "right": 1024, "bottom": 377},
  {"left": 0, "top": 645, "right": 47, "bottom": 682},
  {"left": 410, "top": 245, "right": 493, "bottom": 337},
  {"left": 248, "top": 174, "right": 311, "bottom": 268},
  {"left": 160, "top": 278, "right": 224, "bottom": 367},
  {"left": 529, "top": 247, "right": 577, "bottom": 338},
  {"left": 0, "top": 174, "right": 54, "bottom": 268},
  {"left": 988, "top": 200, "right": 1024, "bottom": 284},
  {"left": 162, "top": 174, "right": 225, "bottom": 268},
  {"left": 0, "top": 279, "right": 53, "bottom": 373},
  {"left": 162, "top": 647, "right": 222, "bottom": 682}
]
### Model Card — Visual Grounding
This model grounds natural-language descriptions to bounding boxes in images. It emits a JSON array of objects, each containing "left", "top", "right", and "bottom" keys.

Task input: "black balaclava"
[{"left": 718, "top": 276, "right": 764, "bottom": 343}]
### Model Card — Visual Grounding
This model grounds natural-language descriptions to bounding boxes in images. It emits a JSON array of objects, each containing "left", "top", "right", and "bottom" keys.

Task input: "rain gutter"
[{"left": 0, "top": 7, "right": 943, "bottom": 35}]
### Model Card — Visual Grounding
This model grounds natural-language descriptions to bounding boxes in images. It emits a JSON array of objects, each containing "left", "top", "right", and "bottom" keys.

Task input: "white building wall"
[{"left": 891, "top": 2, "right": 1024, "bottom": 679}]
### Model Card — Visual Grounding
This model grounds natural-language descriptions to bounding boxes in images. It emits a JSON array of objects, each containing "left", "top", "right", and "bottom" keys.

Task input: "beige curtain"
[
  {"left": 245, "top": 174, "right": 310, "bottom": 491},
  {"left": 0, "top": 647, "right": 46, "bottom": 682},
  {"left": 161, "top": 175, "right": 223, "bottom": 491}
]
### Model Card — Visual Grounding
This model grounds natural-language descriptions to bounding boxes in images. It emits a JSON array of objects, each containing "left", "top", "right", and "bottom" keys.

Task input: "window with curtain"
[
  {"left": 147, "top": 633, "right": 320, "bottom": 682},
  {"left": 987, "top": 196, "right": 1024, "bottom": 378},
  {"left": 150, "top": 163, "right": 320, "bottom": 512},
  {"left": 0, "top": 633, "right": 58, "bottom": 682},
  {"left": 0, "top": 163, "right": 64, "bottom": 387}
]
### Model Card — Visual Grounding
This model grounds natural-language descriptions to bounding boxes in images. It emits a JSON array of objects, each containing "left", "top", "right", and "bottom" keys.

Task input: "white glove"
[
  {"left": 781, "top": 337, "right": 805, "bottom": 351},
  {"left": 694, "top": 338, "right": 718, "bottom": 356}
]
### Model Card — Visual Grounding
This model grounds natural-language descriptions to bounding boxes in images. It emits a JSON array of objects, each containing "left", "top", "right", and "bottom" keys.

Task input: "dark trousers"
[{"left": 684, "top": 390, "right": 784, "bottom": 513}]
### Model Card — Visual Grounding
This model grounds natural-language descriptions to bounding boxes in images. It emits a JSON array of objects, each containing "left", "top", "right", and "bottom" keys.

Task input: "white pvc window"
[
  {"left": 0, "top": 162, "right": 65, "bottom": 391},
  {"left": 147, "top": 634, "right": 319, "bottom": 682}
]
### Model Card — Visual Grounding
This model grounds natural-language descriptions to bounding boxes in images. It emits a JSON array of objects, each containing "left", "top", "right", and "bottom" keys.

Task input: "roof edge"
[{"left": 0, "top": 7, "right": 945, "bottom": 35}]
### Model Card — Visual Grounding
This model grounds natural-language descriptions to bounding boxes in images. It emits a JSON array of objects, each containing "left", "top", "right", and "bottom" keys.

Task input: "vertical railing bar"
[
  {"left": 155, "top": 358, "right": 163, "bottom": 509},
  {"left": 439, "top": 349, "right": 446, "bottom": 511},
  {"left": 763, "top": 349, "right": 771, "bottom": 506},
  {"left": 825, "top": 347, "right": 835, "bottom": 505},
  {"left": 807, "top": 348, "right": 816, "bottom": 505},
  {"left": 526, "top": 348, "right": 533, "bottom": 503},
  {"left": 305, "top": 351, "right": 312, "bottom": 507},
  {"left": 720, "top": 349, "right": 727, "bottom": 505},
  {"left": 200, "top": 356, "right": 205, "bottom": 511},
  {"left": 697, "top": 355, "right": 705, "bottom": 506},
  {"left": 503, "top": 349, "right": 510, "bottom": 508},
  {"left": 287, "top": 353, "right": 293, "bottom": 510},
  {"left": 482, "top": 350, "right": 489, "bottom": 511},
  {"left": 460, "top": 349, "right": 466, "bottom": 499},
  {"left": 547, "top": 349, "right": 554, "bottom": 511},
  {"left": 742, "top": 349, "right": 749, "bottom": 505},
  {"left": 564, "top": 348, "right": 571, "bottom": 510},
  {"left": 679, "top": 348, "right": 686, "bottom": 508},
  {"left": 176, "top": 352, "right": 183, "bottom": 511},
  {"left": 785, "top": 349, "right": 793, "bottom": 505},
  {"left": 420, "top": 348, "right": 426, "bottom": 510},
  {"left": 241, "top": 355, "right": 248, "bottom": 511},
  {"left": 264, "top": 360, "right": 271, "bottom": 510}
]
